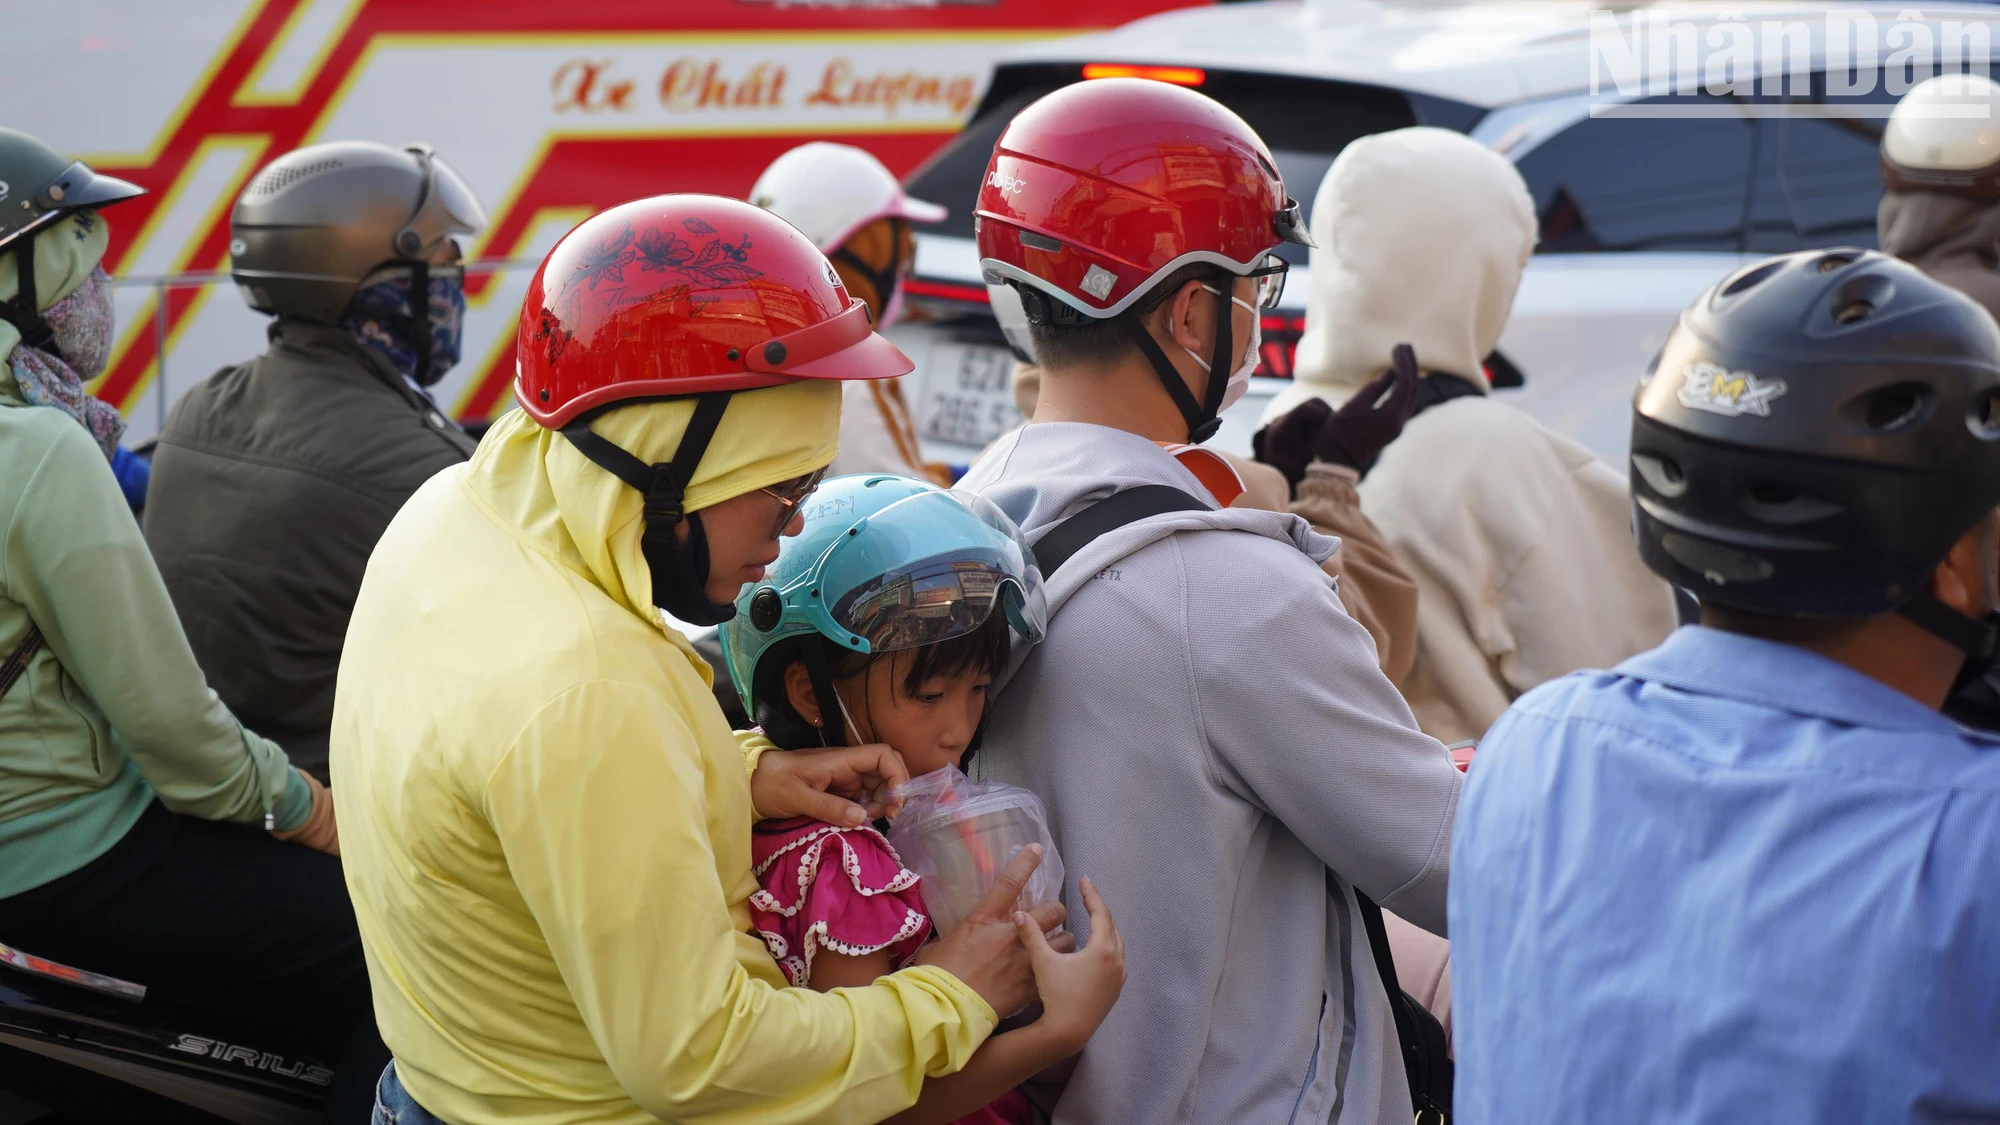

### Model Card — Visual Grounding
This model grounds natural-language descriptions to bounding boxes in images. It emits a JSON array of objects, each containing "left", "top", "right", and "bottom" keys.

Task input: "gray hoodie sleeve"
[{"left": 1182, "top": 530, "right": 1461, "bottom": 934}]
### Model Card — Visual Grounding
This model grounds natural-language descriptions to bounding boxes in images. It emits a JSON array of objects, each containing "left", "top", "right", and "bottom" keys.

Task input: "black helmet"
[{"left": 1632, "top": 248, "right": 2000, "bottom": 647}]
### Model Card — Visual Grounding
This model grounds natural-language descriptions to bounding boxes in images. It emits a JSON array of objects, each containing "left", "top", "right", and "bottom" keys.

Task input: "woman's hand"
[
  {"left": 750, "top": 744, "right": 910, "bottom": 826},
  {"left": 272, "top": 769, "right": 339, "bottom": 855},
  {"left": 1015, "top": 876, "right": 1125, "bottom": 1054}
]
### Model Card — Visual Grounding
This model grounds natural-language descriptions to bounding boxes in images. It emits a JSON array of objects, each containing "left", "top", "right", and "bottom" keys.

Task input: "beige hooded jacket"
[{"left": 1264, "top": 127, "right": 1677, "bottom": 746}]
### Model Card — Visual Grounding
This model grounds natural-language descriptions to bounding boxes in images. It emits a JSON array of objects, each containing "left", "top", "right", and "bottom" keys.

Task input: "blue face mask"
[{"left": 337, "top": 263, "right": 466, "bottom": 387}]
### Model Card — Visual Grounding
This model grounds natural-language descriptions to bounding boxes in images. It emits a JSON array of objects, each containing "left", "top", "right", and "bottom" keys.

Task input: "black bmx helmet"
[{"left": 1631, "top": 248, "right": 2000, "bottom": 651}]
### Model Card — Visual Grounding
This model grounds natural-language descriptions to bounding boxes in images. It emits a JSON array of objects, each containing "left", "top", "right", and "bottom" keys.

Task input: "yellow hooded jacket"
[{"left": 330, "top": 382, "right": 995, "bottom": 1125}]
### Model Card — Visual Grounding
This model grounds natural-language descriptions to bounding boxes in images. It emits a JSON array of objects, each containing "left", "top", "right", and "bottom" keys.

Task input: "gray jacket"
[
  {"left": 143, "top": 319, "right": 474, "bottom": 777},
  {"left": 961, "top": 423, "right": 1461, "bottom": 1125}
]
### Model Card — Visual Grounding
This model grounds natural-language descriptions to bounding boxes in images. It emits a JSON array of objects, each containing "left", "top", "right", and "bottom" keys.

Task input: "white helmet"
[
  {"left": 748, "top": 142, "right": 945, "bottom": 252},
  {"left": 1883, "top": 72, "right": 2000, "bottom": 197}
]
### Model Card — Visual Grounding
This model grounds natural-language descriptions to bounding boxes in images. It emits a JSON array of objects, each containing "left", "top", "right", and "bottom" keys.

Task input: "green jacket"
[{"left": 0, "top": 391, "right": 309, "bottom": 899}]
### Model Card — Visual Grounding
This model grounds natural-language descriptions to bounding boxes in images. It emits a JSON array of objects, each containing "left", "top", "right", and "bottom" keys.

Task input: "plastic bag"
[{"left": 886, "top": 765, "right": 1064, "bottom": 938}]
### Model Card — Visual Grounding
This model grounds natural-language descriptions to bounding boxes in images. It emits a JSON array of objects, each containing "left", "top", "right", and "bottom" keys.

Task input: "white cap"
[
  {"left": 1884, "top": 73, "right": 2000, "bottom": 182},
  {"left": 748, "top": 142, "right": 947, "bottom": 252}
]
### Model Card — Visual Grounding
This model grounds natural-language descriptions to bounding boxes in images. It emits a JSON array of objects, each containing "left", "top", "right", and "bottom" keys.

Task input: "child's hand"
[
  {"left": 916, "top": 845, "right": 1066, "bottom": 1019},
  {"left": 1014, "top": 876, "right": 1125, "bottom": 1055}
]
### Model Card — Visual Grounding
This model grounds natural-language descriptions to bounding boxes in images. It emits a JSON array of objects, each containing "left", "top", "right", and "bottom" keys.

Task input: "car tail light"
[
  {"left": 903, "top": 277, "right": 992, "bottom": 305},
  {"left": 1081, "top": 63, "right": 1206, "bottom": 86},
  {"left": 1256, "top": 314, "right": 1306, "bottom": 379}
]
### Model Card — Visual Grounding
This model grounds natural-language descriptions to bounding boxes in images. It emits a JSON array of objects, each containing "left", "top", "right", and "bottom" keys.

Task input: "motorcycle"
[{"left": 0, "top": 942, "right": 331, "bottom": 1124}]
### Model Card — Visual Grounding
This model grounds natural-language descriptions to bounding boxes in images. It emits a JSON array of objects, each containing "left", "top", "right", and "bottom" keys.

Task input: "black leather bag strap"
[
  {"left": 1032, "top": 484, "right": 1210, "bottom": 578},
  {"left": 0, "top": 626, "right": 45, "bottom": 701},
  {"left": 1353, "top": 881, "right": 1453, "bottom": 1123}
]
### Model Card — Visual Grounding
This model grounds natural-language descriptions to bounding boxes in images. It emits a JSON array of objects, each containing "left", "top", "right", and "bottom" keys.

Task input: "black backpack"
[{"left": 1033, "top": 484, "right": 1452, "bottom": 1125}]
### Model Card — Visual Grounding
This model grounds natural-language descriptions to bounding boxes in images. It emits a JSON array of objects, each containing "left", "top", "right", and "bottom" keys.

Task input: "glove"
[
  {"left": 1254, "top": 343, "right": 1422, "bottom": 483},
  {"left": 273, "top": 768, "right": 339, "bottom": 856}
]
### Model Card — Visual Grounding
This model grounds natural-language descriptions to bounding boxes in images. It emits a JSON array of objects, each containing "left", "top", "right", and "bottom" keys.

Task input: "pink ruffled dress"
[{"left": 750, "top": 816, "right": 1031, "bottom": 1125}]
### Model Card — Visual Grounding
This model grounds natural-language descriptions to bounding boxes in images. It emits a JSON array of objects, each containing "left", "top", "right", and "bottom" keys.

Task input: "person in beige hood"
[{"left": 1262, "top": 126, "right": 1678, "bottom": 748}]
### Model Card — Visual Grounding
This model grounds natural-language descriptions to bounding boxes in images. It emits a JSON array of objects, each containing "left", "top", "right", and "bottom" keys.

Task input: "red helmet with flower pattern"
[{"left": 516, "top": 194, "right": 907, "bottom": 428}]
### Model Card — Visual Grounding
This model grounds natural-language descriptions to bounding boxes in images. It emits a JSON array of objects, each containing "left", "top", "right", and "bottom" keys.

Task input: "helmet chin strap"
[
  {"left": 831, "top": 217, "right": 907, "bottom": 323},
  {"left": 0, "top": 237, "right": 61, "bottom": 360},
  {"left": 1122, "top": 280, "right": 1234, "bottom": 445},
  {"left": 1899, "top": 589, "right": 2000, "bottom": 694},
  {"left": 407, "top": 258, "right": 432, "bottom": 387},
  {"left": 559, "top": 393, "right": 740, "bottom": 625}
]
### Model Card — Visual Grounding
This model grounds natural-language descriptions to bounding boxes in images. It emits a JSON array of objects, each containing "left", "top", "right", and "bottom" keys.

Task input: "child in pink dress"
[
  {"left": 750, "top": 814, "right": 1028, "bottom": 1125},
  {"left": 721, "top": 476, "right": 1123, "bottom": 1125}
]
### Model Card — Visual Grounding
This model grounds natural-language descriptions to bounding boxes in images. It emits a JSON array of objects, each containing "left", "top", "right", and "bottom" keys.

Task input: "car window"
[
  {"left": 1745, "top": 72, "right": 1895, "bottom": 252},
  {"left": 904, "top": 67, "right": 1421, "bottom": 260},
  {"left": 1516, "top": 94, "right": 1755, "bottom": 253}
]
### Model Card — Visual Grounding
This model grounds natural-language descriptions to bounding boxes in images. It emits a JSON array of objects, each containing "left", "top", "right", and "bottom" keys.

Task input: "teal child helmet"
[{"left": 718, "top": 473, "right": 1048, "bottom": 722}]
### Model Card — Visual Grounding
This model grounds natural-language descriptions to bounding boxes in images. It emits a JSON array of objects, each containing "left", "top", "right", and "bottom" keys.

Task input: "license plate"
[{"left": 919, "top": 339, "right": 1023, "bottom": 448}]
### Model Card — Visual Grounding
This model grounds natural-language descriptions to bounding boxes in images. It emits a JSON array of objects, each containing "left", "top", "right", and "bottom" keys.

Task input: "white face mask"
[{"left": 1186, "top": 284, "right": 1261, "bottom": 412}]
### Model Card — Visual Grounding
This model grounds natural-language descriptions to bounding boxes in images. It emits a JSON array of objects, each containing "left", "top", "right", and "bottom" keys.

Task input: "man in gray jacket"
[
  {"left": 143, "top": 143, "right": 483, "bottom": 780},
  {"left": 965, "top": 80, "right": 1461, "bottom": 1124}
]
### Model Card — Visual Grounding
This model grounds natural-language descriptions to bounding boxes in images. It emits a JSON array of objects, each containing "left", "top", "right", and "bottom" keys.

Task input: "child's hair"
[{"left": 754, "top": 607, "right": 1015, "bottom": 751}]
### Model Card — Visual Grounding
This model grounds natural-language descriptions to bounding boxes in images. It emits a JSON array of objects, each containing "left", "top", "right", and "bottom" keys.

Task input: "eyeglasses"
[
  {"left": 761, "top": 466, "right": 829, "bottom": 537},
  {"left": 1246, "top": 255, "right": 1289, "bottom": 310}
]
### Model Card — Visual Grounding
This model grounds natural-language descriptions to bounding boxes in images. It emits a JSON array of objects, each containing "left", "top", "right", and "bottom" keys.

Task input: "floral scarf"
[
  {"left": 10, "top": 264, "right": 123, "bottom": 459},
  {"left": 336, "top": 264, "right": 466, "bottom": 387}
]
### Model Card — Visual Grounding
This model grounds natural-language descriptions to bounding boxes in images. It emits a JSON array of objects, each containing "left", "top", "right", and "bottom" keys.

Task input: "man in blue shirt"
[{"left": 1451, "top": 248, "right": 2000, "bottom": 1123}]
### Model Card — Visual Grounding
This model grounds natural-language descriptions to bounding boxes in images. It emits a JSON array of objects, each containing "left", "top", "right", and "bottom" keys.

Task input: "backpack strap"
[
  {"left": 1032, "top": 485, "right": 1210, "bottom": 579},
  {"left": 0, "top": 626, "right": 45, "bottom": 701},
  {"left": 1031, "top": 482, "right": 1452, "bottom": 1122}
]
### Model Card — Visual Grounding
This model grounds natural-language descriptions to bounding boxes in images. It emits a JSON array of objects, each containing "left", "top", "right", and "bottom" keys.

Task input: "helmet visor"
[
  {"left": 1274, "top": 197, "right": 1315, "bottom": 248},
  {"left": 809, "top": 490, "right": 1047, "bottom": 654},
  {"left": 427, "top": 156, "right": 488, "bottom": 235}
]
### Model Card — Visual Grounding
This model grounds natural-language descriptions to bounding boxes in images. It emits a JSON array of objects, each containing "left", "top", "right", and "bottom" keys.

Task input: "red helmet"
[
  {"left": 515, "top": 194, "right": 910, "bottom": 627},
  {"left": 516, "top": 194, "right": 908, "bottom": 428},
  {"left": 974, "top": 78, "right": 1311, "bottom": 323}
]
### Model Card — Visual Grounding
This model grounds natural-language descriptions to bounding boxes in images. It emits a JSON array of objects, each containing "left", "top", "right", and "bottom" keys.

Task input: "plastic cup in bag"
[{"left": 886, "top": 765, "right": 1064, "bottom": 938}]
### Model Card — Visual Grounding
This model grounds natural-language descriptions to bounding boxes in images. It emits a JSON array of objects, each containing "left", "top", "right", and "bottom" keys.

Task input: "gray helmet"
[
  {"left": 229, "top": 141, "right": 486, "bottom": 323},
  {"left": 0, "top": 127, "right": 144, "bottom": 354}
]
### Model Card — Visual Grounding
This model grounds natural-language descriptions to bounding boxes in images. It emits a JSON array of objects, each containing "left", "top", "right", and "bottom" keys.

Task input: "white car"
[{"left": 889, "top": 0, "right": 1999, "bottom": 468}]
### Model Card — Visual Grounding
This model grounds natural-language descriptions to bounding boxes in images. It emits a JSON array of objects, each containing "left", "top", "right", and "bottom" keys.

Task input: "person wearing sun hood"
[
  {"left": 0, "top": 128, "right": 375, "bottom": 1121},
  {"left": 332, "top": 195, "right": 1065, "bottom": 1125},
  {"left": 1263, "top": 126, "right": 1677, "bottom": 747}
]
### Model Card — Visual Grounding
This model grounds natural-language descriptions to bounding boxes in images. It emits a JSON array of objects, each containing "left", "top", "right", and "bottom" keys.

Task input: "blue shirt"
[{"left": 1451, "top": 626, "right": 2000, "bottom": 1124}]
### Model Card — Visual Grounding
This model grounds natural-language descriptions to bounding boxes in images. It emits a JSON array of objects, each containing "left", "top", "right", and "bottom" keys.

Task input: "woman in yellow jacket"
[{"left": 331, "top": 196, "right": 1070, "bottom": 1125}]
